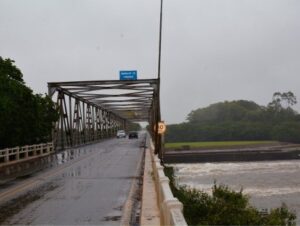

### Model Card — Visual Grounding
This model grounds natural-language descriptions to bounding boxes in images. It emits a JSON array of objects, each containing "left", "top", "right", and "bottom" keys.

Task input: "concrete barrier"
[
  {"left": 149, "top": 140, "right": 187, "bottom": 226},
  {"left": 0, "top": 142, "right": 54, "bottom": 166}
]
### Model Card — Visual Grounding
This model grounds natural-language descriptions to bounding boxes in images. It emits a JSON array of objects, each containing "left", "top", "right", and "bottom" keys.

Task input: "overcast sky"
[{"left": 1, "top": 0, "right": 300, "bottom": 124}]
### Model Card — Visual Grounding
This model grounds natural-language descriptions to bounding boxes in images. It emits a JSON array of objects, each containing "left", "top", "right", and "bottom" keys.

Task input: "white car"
[{"left": 116, "top": 130, "right": 126, "bottom": 138}]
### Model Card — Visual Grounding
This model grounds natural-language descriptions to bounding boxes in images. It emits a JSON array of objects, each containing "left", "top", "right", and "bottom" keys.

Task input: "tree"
[
  {"left": 268, "top": 91, "right": 297, "bottom": 111},
  {"left": 0, "top": 57, "right": 58, "bottom": 148},
  {"left": 282, "top": 91, "right": 297, "bottom": 108},
  {"left": 272, "top": 122, "right": 300, "bottom": 143},
  {"left": 166, "top": 95, "right": 300, "bottom": 143},
  {"left": 268, "top": 92, "right": 283, "bottom": 112},
  {"left": 127, "top": 122, "right": 141, "bottom": 131},
  {"left": 186, "top": 100, "right": 261, "bottom": 123},
  {"left": 0, "top": 57, "right": 24, "bottom": 83}
]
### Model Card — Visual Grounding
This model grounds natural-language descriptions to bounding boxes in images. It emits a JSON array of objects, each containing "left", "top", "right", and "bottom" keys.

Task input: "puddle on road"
[{"left": 0, "top": 181, "right": 59, "bottom": 225}]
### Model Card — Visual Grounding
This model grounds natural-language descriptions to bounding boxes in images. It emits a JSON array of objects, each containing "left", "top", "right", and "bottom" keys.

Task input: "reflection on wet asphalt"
[{"left": 0, "top": 135, "right": 144, "bottom": 225}]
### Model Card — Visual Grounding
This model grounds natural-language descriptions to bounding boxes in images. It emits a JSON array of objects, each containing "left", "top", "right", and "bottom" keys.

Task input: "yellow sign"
[{"left": 157, "top": 121, "right": 166, "bottom": 134}]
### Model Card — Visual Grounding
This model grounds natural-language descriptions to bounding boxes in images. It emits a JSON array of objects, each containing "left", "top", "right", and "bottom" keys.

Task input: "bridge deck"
[{"left": 0, "top": 136, "right": 145, "bottom": 225}]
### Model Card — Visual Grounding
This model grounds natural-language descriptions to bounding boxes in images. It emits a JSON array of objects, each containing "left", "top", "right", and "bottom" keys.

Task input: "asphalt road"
[{"left": 0, "top": 135, "right": 145, "bottom": 225}]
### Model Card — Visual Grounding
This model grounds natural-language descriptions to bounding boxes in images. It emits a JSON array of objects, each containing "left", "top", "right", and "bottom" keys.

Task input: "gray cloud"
[{"left": 1, "top": 0, "right": 299, "bottom": 123}]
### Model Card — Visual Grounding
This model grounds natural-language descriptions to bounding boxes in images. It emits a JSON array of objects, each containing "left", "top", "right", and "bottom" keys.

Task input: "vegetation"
[
  {"left": 127, "top": 122, "right": 142, "bottom": 131},
  {"left": 164, "top": 167, "right": 296, "bottom": 226},
  {"left": 165, "top": 140, "right": 277, "bottom": 150},
  {"left": 0, "top": 57, "right": 58, "bottom": 149},
  {"left": 166, "top": 94, "right": 300, "bottom": 143}
]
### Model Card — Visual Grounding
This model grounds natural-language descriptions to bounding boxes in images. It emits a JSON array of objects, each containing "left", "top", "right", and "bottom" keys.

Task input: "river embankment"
[{"left": 164, "top": 143, "right": 300, "bottom": 163}]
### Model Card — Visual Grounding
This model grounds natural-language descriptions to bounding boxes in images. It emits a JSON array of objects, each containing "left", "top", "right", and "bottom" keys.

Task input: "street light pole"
[
  {"left": 158, "top": 0, "right": 163, "bottom": 81},
  {"left": 155, "top": 0, "right": 164, "bottom": 161}
]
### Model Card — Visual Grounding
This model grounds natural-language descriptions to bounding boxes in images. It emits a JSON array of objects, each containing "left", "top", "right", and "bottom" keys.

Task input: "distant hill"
[
  {"left": 187, "top": 100, "right": 262, "bottom": 123},
  {"left": 166, "top": 94, "right": 300, "bottom": 143}
]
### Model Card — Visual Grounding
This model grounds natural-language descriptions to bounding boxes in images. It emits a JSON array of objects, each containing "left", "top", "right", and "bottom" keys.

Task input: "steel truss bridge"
[{"left": 48, "top": 79, "right": 163, "bottom": 158}]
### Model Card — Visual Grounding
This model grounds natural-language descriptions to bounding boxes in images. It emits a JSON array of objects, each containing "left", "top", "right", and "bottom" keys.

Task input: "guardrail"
[
  {"left": 149, "top": 141, "right": 187, "bottom": 226},
  {"left": 0, "top": 143, "right": 54, "bottom": 166}
]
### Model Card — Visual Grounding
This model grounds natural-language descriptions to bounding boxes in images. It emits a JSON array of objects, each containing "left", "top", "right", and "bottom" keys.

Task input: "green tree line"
[
  {"left": 0, "top": 57, "right": 58, "bottom": 149},
  {"left": 166, "top": 94, "right": 300, "bottom": 143}
]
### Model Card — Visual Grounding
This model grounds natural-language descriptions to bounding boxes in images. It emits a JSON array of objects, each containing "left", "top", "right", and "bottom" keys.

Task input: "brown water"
[{"left": 171, "top": 160, "right": 300, "bottom": 224}]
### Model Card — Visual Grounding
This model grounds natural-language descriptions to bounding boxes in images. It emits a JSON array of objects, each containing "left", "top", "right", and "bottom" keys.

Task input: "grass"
[{"left": 165, "top": 140, "right": 278, "bottom": 150}]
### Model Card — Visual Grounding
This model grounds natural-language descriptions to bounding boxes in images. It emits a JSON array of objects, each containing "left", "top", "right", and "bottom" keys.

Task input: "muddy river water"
[{"left": 171, "top": 160, "right": 300, "bottom": 224}]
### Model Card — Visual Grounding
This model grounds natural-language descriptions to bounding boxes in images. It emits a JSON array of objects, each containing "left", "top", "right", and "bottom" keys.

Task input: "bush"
[
  {"left": 272, "top": 122, "right": 300, "bottom": 143},
  {"left": 164, "top": 167, "right": 296, "bottom": 226}
]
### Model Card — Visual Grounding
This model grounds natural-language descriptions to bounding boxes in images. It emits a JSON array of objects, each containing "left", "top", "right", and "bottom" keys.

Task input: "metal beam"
[{"left": 48, "top": 79, "right": 159, "bottom": 151}]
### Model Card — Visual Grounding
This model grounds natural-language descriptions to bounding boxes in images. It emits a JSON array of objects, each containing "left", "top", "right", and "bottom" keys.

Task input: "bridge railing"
[
  {"left": 149, "top": 139, "right": 187, "bottom": 226},
  {"left": 0, "top": 143, "right": 54, "bottom": 166}
]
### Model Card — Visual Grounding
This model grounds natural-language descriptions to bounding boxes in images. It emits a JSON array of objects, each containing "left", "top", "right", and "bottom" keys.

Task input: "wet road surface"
[{"left": 0, "top": 135, "right": 145, "bottom": 225}]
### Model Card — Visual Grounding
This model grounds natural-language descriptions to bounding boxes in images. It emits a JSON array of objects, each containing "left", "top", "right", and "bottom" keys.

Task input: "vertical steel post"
[
  {"left": 59, "top": 91, "right": 64, "bottom": 150},
  {"left": 69, "top": 96, "right": 73, "bottom": 146},
  {"left": 83, "top": 102, "right": 86, "bottom": 143},
  {"left": 156, "top": 0, "right": 164, "bottom": 161}
]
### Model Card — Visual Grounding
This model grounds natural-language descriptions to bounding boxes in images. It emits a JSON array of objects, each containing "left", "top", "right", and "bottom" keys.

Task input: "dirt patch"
[{"left": 103, "top": 215, "right": 122, "bottom": 221}]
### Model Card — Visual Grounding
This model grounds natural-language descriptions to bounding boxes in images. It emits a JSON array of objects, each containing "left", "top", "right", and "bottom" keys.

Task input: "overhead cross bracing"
[
  {"left": 48, "top": 79, "right": 160, "bottom": 150},
  {"left": 48, "top": 79, "right": 158, "bottom": 121}
]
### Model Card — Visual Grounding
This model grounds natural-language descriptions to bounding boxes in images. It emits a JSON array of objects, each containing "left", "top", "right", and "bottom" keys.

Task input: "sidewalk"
[{"left": 140, "top": 148, "right": 161, "bottom": 225}]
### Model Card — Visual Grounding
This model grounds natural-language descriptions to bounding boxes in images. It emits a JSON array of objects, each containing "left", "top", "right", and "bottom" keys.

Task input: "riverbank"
[
  {"left": 164, "top": 143, "right": 300, "bottom": 163},
  {"left": 165, "top": 140, "right": 280, "bottom": 150}
]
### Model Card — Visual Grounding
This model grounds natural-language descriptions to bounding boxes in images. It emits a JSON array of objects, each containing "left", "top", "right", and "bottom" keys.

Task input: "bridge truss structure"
[{"left": 48, "top": 79, "right": 162, "bottom": 158}]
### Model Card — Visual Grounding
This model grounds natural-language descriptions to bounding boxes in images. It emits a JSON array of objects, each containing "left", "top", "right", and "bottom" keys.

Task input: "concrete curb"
[
  {"left": 140, "top": 148, "right": 161, "bottom": 225},
  {"left": 148, "top": 139, "right": 187, "bottom": 226},
  {"left": 120, "top": 145, "right": 145, "bottom": 226}
]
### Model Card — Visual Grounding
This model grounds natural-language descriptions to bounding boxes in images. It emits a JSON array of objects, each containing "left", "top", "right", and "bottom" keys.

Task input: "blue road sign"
[{"left": 120, "top": 71, "right": 137, "bottom": 80}]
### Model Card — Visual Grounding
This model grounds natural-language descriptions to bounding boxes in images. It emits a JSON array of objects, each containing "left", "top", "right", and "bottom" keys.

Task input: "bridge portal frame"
[{"left": 48, "top": 79, "right": 162, "bottom": 157}]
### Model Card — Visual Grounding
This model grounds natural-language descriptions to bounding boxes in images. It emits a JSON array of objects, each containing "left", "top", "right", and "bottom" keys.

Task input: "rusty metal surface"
[{"left": 0, "top": 136, "right": 144, "bottom": 225}]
